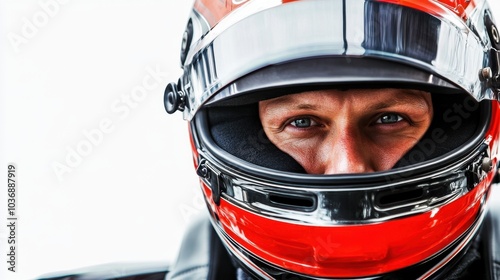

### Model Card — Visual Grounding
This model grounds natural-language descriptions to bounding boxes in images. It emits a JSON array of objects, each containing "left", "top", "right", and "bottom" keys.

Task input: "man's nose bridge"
[{"left": 324, "top": 129, "right": 371, "bottom": 174}]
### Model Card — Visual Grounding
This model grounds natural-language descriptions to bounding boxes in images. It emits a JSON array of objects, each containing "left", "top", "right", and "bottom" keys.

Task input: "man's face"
[{"left": 259, "top": 88, "right": 433, "bottom": 174}]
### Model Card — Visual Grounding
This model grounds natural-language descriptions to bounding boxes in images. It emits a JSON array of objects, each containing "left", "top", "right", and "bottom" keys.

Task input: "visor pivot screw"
[
  {"left": 164, "top": 82, "right": 185, "bottom": 114},
  {"left": 482, "top": 157, "right": 493, "bottom": 172},
  {"left": 181, "top": 31, "right": 189, "bottom": 52},
  {"left": 196, "top": 160, "right": 209, "bottom": 179},
  {"left": 480, "top": 67, "right": 493, "bottom": 81},
  {"left": 491, "top": 25, "right": 500, "bottom": 44}
]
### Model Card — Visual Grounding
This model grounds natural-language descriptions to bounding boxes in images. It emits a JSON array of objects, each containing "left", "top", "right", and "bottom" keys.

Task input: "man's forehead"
[{"left": 260, "top": 88, "right": 431, "bottom": 107}]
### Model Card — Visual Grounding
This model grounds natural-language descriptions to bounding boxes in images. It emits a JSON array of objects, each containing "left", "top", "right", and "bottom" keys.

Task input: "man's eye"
[
  {"left": 290, "top": 117, "right": 314, "bottom": 128},
  {"left": 376, "top": 113, "right": 403, "bottom": 124}
]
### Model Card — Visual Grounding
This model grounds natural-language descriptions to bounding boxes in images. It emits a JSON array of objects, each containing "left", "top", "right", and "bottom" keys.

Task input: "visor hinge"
[
  {"left": 196, "top": 159, "right": 223, "bottom": 205},
  {"left": 465, "top": 146, "right": 492, "bottom": 189},
  {"left": 491, "top": 49, "right": 500, "bottom": 90},
  {"left": 487, "top": 49, "right": 500, "bottom": 91},
  {"left": 485, "top": 13, "right": 500, "bottom": 92},
  {"left": 479, "top": 48, "right": 500, "bottom": 94},
  {"left": 164, "top": 82, "right": 186, "bottom": 114}
]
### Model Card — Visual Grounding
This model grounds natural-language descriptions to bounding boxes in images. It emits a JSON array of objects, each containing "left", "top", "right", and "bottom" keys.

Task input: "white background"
[
  {"left": 0, "top": 1, "right": 499, "bottom": 280},
  {"left": 0, "top": 1, "right": 199, "bottom": 279}
]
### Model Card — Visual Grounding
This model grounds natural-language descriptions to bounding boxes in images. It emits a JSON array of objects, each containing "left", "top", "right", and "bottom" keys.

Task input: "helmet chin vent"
[
  {"left": 267, "top": 193, "right": 316, "bottom": 211},
  {"left": 376, "top": 188, "right": 425, "bottom": 207}
]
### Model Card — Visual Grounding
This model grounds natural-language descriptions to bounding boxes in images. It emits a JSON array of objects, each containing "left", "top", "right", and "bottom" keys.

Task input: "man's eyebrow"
[
  {"left": 295, "top": 103, "right": 318, "bottom": 110},
  {"left": 365, "top": 90, "right": 429, "bottom": 110},
  {"left": 263, "top": 95, "right": 320, "bottom": 110}
]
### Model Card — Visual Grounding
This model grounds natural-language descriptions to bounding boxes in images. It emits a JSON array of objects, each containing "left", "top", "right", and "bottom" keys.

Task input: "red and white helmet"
[{"left": 165, "top": 0, "right": 500, "bottom": 278}]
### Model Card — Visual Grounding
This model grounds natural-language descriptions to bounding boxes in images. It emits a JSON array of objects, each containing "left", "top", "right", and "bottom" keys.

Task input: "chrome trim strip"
[
  {"left": 181, "top": 0, "right": 494, "bottom": 120},
  {"left": 197, "top": 142, "right": 489, "bottom": 225}
]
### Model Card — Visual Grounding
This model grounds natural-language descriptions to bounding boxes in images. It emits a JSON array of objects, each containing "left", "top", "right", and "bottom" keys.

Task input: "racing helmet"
[{"left": 165, "top": 0, "right": 500, "bottom": 278}]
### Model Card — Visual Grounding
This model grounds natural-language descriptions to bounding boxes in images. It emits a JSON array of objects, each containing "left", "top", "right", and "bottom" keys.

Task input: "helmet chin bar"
[
  {"left": 195, "top": 138, "right": 494, "bottom": 278},
  {"left": 209, "top": 204, "right": 487, "bottom": 280}
]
